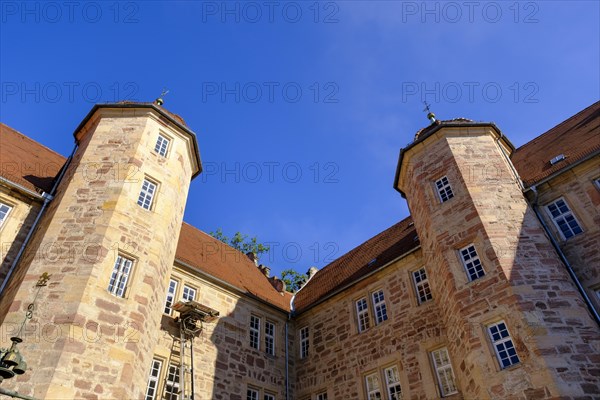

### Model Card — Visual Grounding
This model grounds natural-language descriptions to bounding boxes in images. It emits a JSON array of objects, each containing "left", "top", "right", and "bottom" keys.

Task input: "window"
[
  {"left": 431, "top": 347, "right": 458, "bottom": 397},
  {"left": 365, "top": 373, "right": 382, "bottom": 400},
  {"left": 435, "top": 176, "right": 454, "bottom": 203},
  {"left": 546, "top": 198, "right": 583, "bottom": 240},
  {"left": 372, "top": 290, "right": 388, "bottom": 325},
  {"left": 265, "top": 321, "right": 275, "bottom": 356},
  {"left": 164, "top": 279, "right": 178, "bottom": 315},
  {"left": 384, "top": 366, "right": 402, "bottom": 400},
  {"left": 413, "top": 267, "right": 433, "bottom": 304},
  {"left": 154, "top": 134, "right": 170, "bottom": 157},
  {"left": 316, "top": 392, "right": 328, "bottom": 400},
  {"left": 487, "top": 321, "right": 520, "bottom": 369},
  {"left": 108, "top": 255, "right": 133, "bottom": 298},
  {"left": 299, "top": 326, "right": 309, "bottom": 359},
  {"left": 137, "top": 178, "right": 157, "bottom": 210},
  {"left": 356, "top": 297, "right": 370, "bottom": 332},
  {"left": 250, "top": 315, "right": 261, "bottom": 350},
  {"left": 182, "top": 285, "right": 196, "bottom": 302},
  {"left": 0, "top": 202, "right": 12, "bottom": 227},
  {"left": 594, "top": 178, "right": 600, "bottom": 191},
  {"left": 264, "top": 393, "right": 276, "bottom": 400},
  {"left": 247, "top": 388, "right": 259, "bottom": 400},
  {"left": 164, "top": 363, "right": 180, "bottom": 400},
  {"left": 144, "top": 358, "right": 162, "bottom": 400},
  {"left": 459, "top": 244, "right": 485, "bottom": 281}
]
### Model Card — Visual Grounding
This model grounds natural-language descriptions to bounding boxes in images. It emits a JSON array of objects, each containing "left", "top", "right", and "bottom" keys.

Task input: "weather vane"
[
  {"left": 423, "top": 101, "right": 437, "bottom": 124},
  {"left": 155, "top": 88, "right": 170, "bottom": 106}
]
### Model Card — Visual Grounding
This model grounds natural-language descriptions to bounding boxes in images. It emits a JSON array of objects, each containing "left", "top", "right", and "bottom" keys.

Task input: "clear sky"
[{"left": 1, "top": 1, "right": 599, "bottom": 279}]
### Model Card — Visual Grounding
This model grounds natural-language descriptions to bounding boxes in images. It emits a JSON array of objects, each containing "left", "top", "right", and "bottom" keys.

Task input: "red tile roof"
[
  {"left": 512, "top": 101, "right": 600, "bottom": 187},
  {"left": 176, "top": 222, "right": 292, "bottom": 312},
  {"left": 293, "top": 217, "right": 419, "bottom": 313},
  {"left": 0, "top": 123, "right": 66, "bottom": 194}
]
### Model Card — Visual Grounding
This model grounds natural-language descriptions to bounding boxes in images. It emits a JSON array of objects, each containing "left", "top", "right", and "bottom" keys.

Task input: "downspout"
[
  {"left": 530, "top": 185, "right": 600, "bottom": 326},
  {"left": 0, "top": 387, "right": 38, "bottom": 400},
  {"left": 0, "top": 145, "right": 76, "bottom": 297},
  {"left": 285, "top": 318, "right": 289, "bottom": 400},
  {"left": 496, "top": 133, "right": 600, "bottom": 326}
]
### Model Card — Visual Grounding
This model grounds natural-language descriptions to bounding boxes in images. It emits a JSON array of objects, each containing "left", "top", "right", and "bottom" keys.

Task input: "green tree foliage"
[
  {"left": 209, "top": 228, "right": 270, "bottom": 258},
  {"left": 281, "top": 269, "right": 308, "bottom": 293}
]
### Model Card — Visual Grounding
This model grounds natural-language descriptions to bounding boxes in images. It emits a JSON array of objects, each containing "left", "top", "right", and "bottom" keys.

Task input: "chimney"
[
  {"left": 246, "top": 252, "right": 258, "bottom": 266},
  {"left": 307, "top": 266, "right": 319, "bottom": 279},
  {"left": 258, "top": 264, "right": 271, "bottom": 278},
  {"left": 268, "top": 276, "right": 287, "bottom": 294}
]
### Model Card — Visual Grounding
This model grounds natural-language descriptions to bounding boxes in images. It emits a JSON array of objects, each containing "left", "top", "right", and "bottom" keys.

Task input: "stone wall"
[{"left": 0, "top": 108, "right": 197, "bottom": 399}]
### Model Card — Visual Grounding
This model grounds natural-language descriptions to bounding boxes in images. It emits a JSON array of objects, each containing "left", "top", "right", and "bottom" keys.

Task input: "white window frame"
[
  {"left": 182, "top": 284, "right": 196, "bottom": 302},
  {"left": 316, "top": 392, "right": 328, "bottom": 400},
  {"left": 0, "top": 202, "right": 13, "bottom": 228},
  {"left": 431, "top": 347, "right": 458, "bottom": 397},
  {"left": 247, "top": 388, "right": 259, "bottom": 400},
  {"left": 107, "top": 254, "right": 133, "bottom": 298},
  {"left": 459, "top": 244, "right": 485, "bottom": 281},
  {"left": 137, "top": 178, "right": 158, "bottom": 210},
  {"left": 265, "top": 320, "right": 275, "bottom": 356},
  {"left": 250, "top": 315, "right": 261, "bottom": 350},
  {"left": 545, "top": 197, "right": 584, "bottom": 240},
  {"left": 356, "top": 297, "right": 370, "bottom": 332},
  {"left": 384, "top": 365, "right": 402, "bottom": 400},
  {"left": 413, "top": 267, "right": 433, "bottom": 304},
  {"left": 487, "top": 321, "right": 520, "bottom": 369},
  {"left": 144, "top": 358, "right": 162, "bottom": 400},
  {"left": 264, "top": 392, "right": 276, "bottom": 400},
  {"left": 435, "top": 176, "right": 454, "bottom": 203},
  {"left": 154, "top": 133, "right": 170, "bottom": 157},
  {"left": 164, "top": 279, "right": 178, "bottom": 315},
  {"left": 365, "top": 372, "right": 382, "bottom": 400},
  {"left": 372, "top": 290, "right": 388, "bottom": 325},
  {"left": 164, "top": 363, "right": 180, "bottom": 400},
  {"left": 299, "top": 326, "right": 309, "bottom": 359}
]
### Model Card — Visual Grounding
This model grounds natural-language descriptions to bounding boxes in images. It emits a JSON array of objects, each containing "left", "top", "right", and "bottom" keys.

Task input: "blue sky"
[{"left": 1, "top": 1, "right": 599, "bottom": 279}]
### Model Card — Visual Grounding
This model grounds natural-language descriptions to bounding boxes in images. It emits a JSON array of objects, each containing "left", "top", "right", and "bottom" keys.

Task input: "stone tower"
[
  {"left": 0, "top": 103, "right": 201, "bottom": 399},
  {"left": 394, "top": 120, "right": 599, "bottom": 398}
]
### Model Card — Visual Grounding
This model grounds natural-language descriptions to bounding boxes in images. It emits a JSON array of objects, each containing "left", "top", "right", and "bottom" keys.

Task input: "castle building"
[{"left": 0, "top": 101, "right": 598, "bottom": 400}]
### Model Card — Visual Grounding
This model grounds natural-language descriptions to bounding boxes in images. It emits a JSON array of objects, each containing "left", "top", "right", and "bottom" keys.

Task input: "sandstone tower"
[
  {"left": 394, "top": 119, "right": 599, "bottom": 398},
  {"left": 0, "top": 102, "right": 201, "bottom": 399}
]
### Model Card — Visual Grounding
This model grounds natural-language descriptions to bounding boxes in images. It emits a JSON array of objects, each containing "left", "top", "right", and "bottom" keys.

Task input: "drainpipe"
[
  {"left": 0, "top": 145, "right": 76, "bottom": 297},
  {"left": 0, "top": 387, "right": 38, "bottom": 400},
  {"left": 530, "top": 185, "right": 600, "bottom": 326},
  {"left": 285, "top": 319, "right": 289, "bottom": 400}
]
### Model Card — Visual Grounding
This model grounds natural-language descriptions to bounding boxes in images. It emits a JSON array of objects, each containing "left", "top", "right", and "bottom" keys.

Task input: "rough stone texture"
[
  {"left": 529, "top": 158, "right": 600, "bottom": 311},
  {"left": 151, "top": 264, "right": 291, "bottom": 399},
  {"left": 0, "top": 187, "right": 42, "bottom": 285},
  {"left": 0, "top": 108, "right": 197, "bottom": 399},
  {"left": 396, "top": 126, "right": 600, "bottom": 399}
]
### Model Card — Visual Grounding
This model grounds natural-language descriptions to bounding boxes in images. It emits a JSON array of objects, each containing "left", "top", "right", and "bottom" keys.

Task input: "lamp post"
[{"left": 0, "top": 273, "right": 50, "bottom": 386}]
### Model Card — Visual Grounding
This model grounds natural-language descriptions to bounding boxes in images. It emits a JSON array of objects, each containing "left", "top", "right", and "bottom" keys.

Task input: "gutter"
[
  {"left": 0, "top": 177, "right": 46, "bottom": 201},
  {"left": 0, "top": 387, "right": 38, "bottom": 400},
  {"left": 529, "top": 186, "right": 600, "bottom": 326},
  {"left": 74, "top": 103, "right": 203, "bottom": 177},
  {"left": 0, "top": 145, "right": 75, "bottom": 297},
  {"left": 174, "top": 258, "right": 290, "bottom": 315},
  {"left": 295, "top": 245, "right": 421, "bottom": 315}
]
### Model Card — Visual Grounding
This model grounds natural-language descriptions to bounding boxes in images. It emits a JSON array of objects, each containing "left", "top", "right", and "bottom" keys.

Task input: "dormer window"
[{"left": 549, "top": 154, "right": 565, "bottom": 165}]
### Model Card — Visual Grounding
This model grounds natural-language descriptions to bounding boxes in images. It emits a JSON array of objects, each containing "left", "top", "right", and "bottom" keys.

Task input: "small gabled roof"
[
  {"left": 512, "top": 101, "right": 600, "bottom": 187},
  {"left": 0, "top": 123, "right": 66, "bottom": 195},
  {"left": 293, "top": 217, "right": 419, "bottom": 313},
  {"left": 176, "top": 222, "right": 292, "bottom": 312}
]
